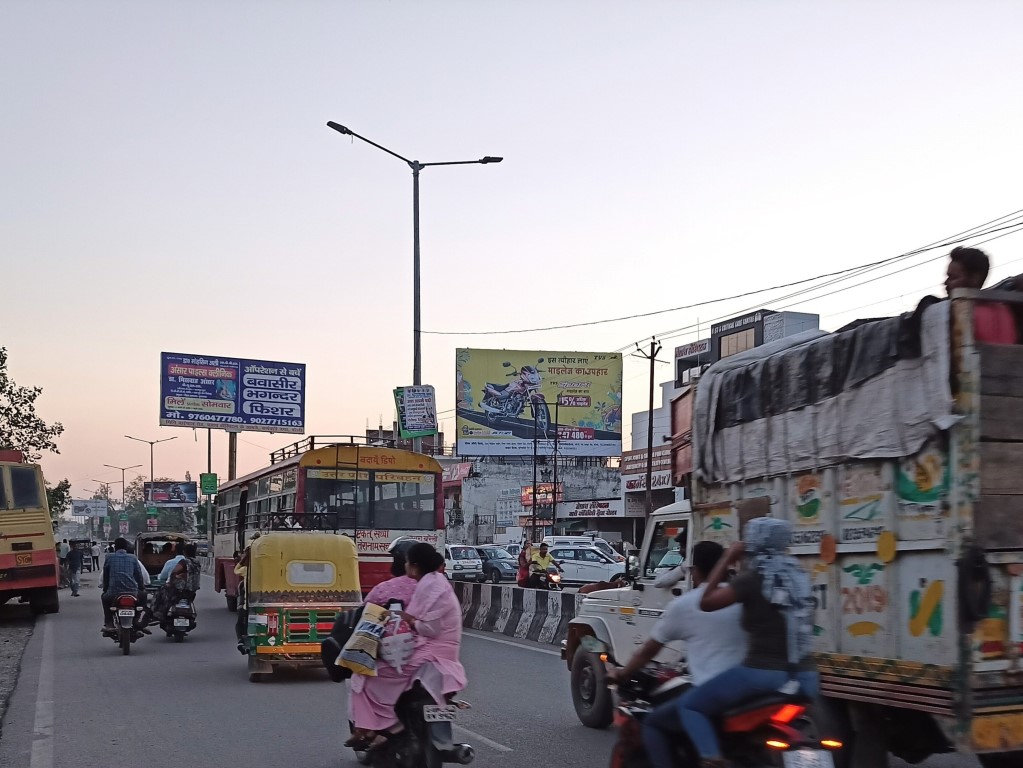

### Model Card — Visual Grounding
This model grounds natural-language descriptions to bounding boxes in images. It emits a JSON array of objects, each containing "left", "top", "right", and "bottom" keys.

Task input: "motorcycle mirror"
[
  {"left": 538, "top": 358, "right": 545, "bottom": 363},
  {"left": 502, "top": 362, "right": 512, "bottom": 367}
]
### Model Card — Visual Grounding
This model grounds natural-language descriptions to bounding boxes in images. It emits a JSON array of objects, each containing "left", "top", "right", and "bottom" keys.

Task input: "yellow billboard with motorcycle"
[{"left": 455, "top": 348, "right": 623, "bottom": 457}]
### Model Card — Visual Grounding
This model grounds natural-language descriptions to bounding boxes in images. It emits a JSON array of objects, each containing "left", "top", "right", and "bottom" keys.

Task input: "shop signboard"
[
  {"left": 159, "top": 352, "right": 306, "bottom": 434},
  {"left": 622, "top": 470, "right": 674, "bottom": 493},
  {"left": 520, "top": 483, "right": 564, "bottom": 507},
  {"left": 456, "top": 348, "right": 622, "bottom": 456},
  {"left": 558, "top": 499, "right": 626, "bottom": 518}
]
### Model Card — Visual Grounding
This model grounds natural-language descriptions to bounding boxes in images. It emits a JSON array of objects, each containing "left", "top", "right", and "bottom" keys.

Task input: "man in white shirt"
[{"left": 607, "top": 541, "right": 747, "bottom": 767}]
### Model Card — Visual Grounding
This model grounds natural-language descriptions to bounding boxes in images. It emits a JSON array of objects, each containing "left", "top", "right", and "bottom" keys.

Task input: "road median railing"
[
  {"left": 450, "top": 581, "right": 583, "bottom": 645},
  {"left": 198, "top": 555, "right": 215, "bottom": 577}
]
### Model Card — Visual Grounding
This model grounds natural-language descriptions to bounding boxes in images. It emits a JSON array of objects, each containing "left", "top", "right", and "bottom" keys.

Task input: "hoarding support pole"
[
  {"left": 532, "top": 411, "right": 538, "bottom": 544},
  {"left": 636, "top": 338, "right": 662, "bottom": 517},
  {"left": 552, "top": 399, "right": 559, "bottom": 534},
  {"left": 207, "top": 429, "right": 213, "bottom": 537},
  {"left": 228, "top": 432, "right": 238, "bottom": 482}
]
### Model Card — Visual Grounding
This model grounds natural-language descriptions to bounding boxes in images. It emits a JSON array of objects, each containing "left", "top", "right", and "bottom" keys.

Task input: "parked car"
[
  {"left": 542, "top": 535, "right": 625, "bottom": 563},
  {"left": 444, "top": 544, "right": 483, "bottom": 582},
  {"left": 547, "top": 545, "right": 625, "bottom": 585},
  {"left": 503, "top": 543, "right": 523, "bottom": 559},
  {"left": 472, "top": 545, "right": 518, "bottom": 583}
]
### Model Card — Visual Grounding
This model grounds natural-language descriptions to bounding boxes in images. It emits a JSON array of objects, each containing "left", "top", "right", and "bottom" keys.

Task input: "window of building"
[{"left": 719, "top": 328, "right": 755, "bottom": 359}]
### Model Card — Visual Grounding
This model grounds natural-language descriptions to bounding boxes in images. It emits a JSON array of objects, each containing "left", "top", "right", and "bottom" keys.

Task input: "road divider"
[{"left": 450, "top": 581, "right": 583, "bottom": 646}]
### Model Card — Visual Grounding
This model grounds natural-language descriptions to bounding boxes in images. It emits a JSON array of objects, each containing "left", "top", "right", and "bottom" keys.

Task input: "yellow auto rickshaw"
[{"left": 242, "top": 531, "right": 361, "bottom": 682}]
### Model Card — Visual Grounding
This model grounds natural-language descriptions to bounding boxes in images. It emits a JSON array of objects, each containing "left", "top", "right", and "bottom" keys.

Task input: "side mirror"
[{"left": 502, "top": 362, "right": 512, "bottom": 368}]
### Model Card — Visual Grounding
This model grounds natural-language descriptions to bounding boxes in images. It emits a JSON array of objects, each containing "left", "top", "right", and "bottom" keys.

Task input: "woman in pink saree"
[{"left": 351, "top": 542, "right": 466, "bottom": 751}]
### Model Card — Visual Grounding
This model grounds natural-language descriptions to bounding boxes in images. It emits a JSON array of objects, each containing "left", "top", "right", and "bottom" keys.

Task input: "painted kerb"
[{"left": 451, "top": 581, "right": 583, "bottom": 645}]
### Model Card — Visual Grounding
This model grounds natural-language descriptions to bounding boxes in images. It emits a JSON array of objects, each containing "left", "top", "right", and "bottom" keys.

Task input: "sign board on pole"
[
  {"left": 144, "top": 481, "right": 198, "bottom": 506},
  {"left": 393, "top": 386, "right": 439, "bottom": 439},
  {"left": 159, "top": 352, "right": 307, "bottom": 434},
  {"left": 119, "top": 521, "right": 129, "bottom": 534},
  {"left": 71, "top": 499, "right": 108, "bottom": 518},
  {"left": 146, "top": 517, "right": 158, "bottom": 531},
  {"left": 455, "top": 349, "right": 623, "bottom": 457},
  {"left": 199, "top": 473, "right": 218, "bottom": 495}
]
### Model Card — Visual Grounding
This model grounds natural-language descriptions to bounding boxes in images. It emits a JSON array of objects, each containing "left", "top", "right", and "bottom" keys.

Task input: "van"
[
  {"left": 542, "top": 535, "right": 624, "bottom": 563},
  {"left": 444, "top": 544, "right": 484, "bottom": 582}
]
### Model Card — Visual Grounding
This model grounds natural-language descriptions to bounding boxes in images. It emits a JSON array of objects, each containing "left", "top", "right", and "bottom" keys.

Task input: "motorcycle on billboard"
[{"left": 480, "top": 360, "right": 551, "bottom": 436}]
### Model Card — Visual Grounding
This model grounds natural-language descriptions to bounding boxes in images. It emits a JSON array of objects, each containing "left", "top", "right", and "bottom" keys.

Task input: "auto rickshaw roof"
[{"left": 247, "top": 531, "right": 360, "bottom": 597}]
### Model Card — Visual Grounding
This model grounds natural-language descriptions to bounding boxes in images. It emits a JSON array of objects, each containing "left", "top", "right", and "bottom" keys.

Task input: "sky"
[{"left": 4, "top": 1, "right": 1023, "bottom": 502}]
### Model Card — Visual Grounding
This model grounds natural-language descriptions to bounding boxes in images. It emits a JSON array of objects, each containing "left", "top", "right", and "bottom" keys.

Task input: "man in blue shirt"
[
  {"left": 65, "top": 545, "right": 85, "bottom": 597},
  {"left": 101, "top": 538, "right": 147, "bottom": 631}
]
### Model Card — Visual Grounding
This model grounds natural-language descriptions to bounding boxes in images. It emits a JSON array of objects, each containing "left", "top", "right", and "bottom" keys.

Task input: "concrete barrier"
[{"left": 451, "top": 581, "right": 583, "bottom": 645}]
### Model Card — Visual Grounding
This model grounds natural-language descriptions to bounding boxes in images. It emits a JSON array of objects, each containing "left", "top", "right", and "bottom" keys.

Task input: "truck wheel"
[
  {"left": 226, "top": 595, "right": 238, "bottom": 612},
  {"left": 979, "top": 753, "right": 1023, "bottom": 768},
  {"left": 571, "top": 649, "right": 613, "bottom": 729}
]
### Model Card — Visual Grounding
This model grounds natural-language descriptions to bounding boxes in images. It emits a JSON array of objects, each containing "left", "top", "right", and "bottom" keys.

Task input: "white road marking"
[
  {"left": 29, "top": 616, "right": 54, "bottom": 768},
  {"left": 463, "top": 629, "right": 561, "bottom": 656},
  {"left": 453, "top": 724, "right": 513, "bottom": 753}
]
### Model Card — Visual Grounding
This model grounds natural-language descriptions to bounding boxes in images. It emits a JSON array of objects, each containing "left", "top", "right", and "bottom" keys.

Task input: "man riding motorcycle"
[
  {"left": 528, "top": 543, "right": 563, "bottom": 588},
  {"left": 101, "top": 537, "right": 149, "bottom": 634},
  {"left": 606, "top": 541, "right": 747, "bottom": 767}
]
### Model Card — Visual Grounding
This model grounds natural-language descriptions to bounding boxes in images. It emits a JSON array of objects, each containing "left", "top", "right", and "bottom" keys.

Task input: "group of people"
[
  {"left": 56, "top": 539, "right": 102, "bottom": 597},
  {"left": 344, "top": 540, "right": 465, "bottom": 753},
  {"left": 98, "top": 537, "right": 200, "bottom": 633}
]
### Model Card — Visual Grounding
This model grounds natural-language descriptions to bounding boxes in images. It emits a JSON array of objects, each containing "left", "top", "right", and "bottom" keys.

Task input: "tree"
[
  {"left": 0, "top": 347, "right": 64, "bottom": 462},
  {"left": 45, "top": 478, "right": 72, "bottom": 522}
]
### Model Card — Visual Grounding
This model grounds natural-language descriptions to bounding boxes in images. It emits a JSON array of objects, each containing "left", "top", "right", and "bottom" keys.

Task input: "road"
[{"left": 0, "top": 566, "right": 979, "bottom": 768}]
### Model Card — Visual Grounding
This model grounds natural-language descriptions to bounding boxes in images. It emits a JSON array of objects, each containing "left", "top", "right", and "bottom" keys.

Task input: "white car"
[
  {"left": 444, "top": 544, "right": 484, "bottom": 582},
  {"left": 547, "top": 545, "right": 626, "bottom": 585},
  {"left": 543, "top": 535, "right": 625, "bottom": 563}
]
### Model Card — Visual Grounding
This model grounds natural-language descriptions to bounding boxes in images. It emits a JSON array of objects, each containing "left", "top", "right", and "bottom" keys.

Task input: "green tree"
[
  {"left": 0, "top": 347, "right": 64, "bottom": 462},
  {"left": 45, "top": 478, "right": 72, "bottom": 522}
]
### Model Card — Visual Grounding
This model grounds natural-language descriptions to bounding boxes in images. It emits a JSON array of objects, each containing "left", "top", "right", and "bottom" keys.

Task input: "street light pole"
[
  {"left": 326, "top": 121, "right": 502, "bottom": 453},
  {"left": 101, "top": 464, "right": 142, "bottom": 509},
  {"left": 124, "top": 435, "right": 178, "bottom": 502}
]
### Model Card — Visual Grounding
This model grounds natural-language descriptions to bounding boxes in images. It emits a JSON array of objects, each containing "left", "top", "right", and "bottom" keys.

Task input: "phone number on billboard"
[{"left": 179, "top": 414, "right": 300, "bottom": 428}]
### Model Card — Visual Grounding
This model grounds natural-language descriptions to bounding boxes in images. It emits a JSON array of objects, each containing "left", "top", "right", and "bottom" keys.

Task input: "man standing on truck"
[
  {"left": 607, "top": 541, "right": 747, "bottom": 765},
  {"left": 945, "top": 246, "right": 1019, "bottom": 344}
]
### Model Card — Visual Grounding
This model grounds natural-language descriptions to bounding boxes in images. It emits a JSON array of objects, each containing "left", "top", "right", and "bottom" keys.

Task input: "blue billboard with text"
[{"left": 159, "top": 352, "right": 306, "bottom": 434}]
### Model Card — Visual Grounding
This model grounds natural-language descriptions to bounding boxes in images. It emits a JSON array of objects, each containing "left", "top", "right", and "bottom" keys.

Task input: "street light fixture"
[
  {"left": 101, "top": 464, "right": 143, "bottom": 509},
  {"left": 326, "top": 121, "right": 503, "bottom": 452},
  {"left": 124, "top": 435, "right": 177, "bottom": 501}
]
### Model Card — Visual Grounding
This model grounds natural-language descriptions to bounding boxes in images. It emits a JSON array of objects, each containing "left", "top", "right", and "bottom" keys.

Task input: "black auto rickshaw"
[{"left": 135, "top": 531, "right": 192, "bottom": 586}]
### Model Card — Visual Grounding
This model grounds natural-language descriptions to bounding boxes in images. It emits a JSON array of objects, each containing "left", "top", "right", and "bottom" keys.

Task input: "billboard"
[
  {"left": 456, "top": 349, "right": 623, "bottom": 456},
  {"left": 393, "top": 385, "right": 438, "bottom": 439},
  {"left": 159, "top": 353, "right": 306, "bottom": 434},
  {"left": 144, "top": 481, "right": 198, "bottom": 507},
  {"left": 71, "top": 499, "right": 108, "bottom": 518}
]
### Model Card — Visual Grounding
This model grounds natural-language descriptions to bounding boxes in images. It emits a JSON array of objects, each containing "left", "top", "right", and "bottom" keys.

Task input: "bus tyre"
[
  {"left": 30, "top": 588, "right": 59, "bottom": 615},
  {"left": 571, "top": 649, "right": 613, "bottom": 729},
  {"left": 226, "top": 594, "right": 238, "bottom": 612},
  {"left": 979, "top": 752, "right": 1023, "bottom": 768}
]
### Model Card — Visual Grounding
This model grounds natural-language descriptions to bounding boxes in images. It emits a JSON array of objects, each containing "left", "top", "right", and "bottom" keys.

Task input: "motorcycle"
[
  {"left": 603, "top": 647, "right": 842, "bottom": 768},
  {"left": 351, "top": 683, "right": 476, "bottom": 768},
  {"left": 480, "top": 360, "right": 551, "bottom": 436},
  {"left": 161, "top": 596, "right": 197, "bottom": 642},
  {"left": 528, "top": 564, "right": 563, "bottom": 591},
  {"left": 104, "top": 594, "right": 146, "bottom": 655}
]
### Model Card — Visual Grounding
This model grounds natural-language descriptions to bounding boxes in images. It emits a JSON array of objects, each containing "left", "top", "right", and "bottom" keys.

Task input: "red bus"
[
  {"left": 212, "top": 438, "right": 444, "bottom": 608},
  {"left": 0, "top": 450, "right": 60, "bottom": 614}
]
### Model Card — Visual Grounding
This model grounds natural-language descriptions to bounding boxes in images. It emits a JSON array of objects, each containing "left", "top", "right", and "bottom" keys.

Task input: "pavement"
[{"left": 0, "top": 565, "right": 981, "bottom": 768}]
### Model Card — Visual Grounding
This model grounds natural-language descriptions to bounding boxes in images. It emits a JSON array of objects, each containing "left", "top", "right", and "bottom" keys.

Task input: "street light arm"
[
  {"left": 420, "top": 157, "right": 504, "bottom": 167},
  {"left": 327, "top": 121, "right": 413, "bottom": 166}
]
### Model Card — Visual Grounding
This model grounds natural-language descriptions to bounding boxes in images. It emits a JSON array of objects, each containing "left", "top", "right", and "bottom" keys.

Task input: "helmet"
[{"left": 388, "top": 537, "right": 418, "bottom": 558}]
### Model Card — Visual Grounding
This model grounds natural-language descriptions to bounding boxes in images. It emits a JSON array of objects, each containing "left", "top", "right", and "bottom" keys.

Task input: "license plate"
[
  {"left": 422, "top": 705, "right": 458, "bottom": 723},
  {"left": 783, "top": 749, "right": 835, "bottom": 768},
  {"left": 173, "top": 618, "right": 189, "bottom": 627},
  {"left": 117, "top": 609, "right": 135, "bottom": 617}
]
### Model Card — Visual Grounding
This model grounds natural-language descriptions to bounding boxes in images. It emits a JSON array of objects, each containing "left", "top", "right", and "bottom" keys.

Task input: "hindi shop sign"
[
  {"left": 160, "top": 353, "right": 306, "bottom": 434},
  {"left": 393, "top": 385, "right": 439, "bottom": 439},
  {"left": 559, "top": 499, "right": 626, "bottom": 518}
]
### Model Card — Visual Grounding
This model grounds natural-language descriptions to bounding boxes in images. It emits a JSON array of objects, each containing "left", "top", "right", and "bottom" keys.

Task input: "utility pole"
[{"left": 635, "top": 338, "right": 662, "bottom": 516}]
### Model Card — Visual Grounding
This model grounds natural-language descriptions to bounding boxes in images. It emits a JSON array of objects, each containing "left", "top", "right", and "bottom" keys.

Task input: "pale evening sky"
[{"left": 3, "top": 1, "right": 1023, "bottom": 501}]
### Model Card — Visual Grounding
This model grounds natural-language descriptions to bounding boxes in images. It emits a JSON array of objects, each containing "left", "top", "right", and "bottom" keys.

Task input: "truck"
[{"left": 565, "top": 289, "right": 1023, "bottom": 768}]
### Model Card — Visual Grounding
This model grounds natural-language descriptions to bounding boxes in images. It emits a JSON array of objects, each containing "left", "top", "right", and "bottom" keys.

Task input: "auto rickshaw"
[
  {"left": 134, "top": 531, "right": 193, "bottom": 585},
  {"left": 242, "top": 531, "right": 361, "bottom": 682}
]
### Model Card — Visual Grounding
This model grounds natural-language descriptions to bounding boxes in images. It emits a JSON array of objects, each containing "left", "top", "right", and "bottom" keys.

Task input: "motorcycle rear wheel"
[{"left": 119, "top": 628, "right": 131, "bottom": 655}]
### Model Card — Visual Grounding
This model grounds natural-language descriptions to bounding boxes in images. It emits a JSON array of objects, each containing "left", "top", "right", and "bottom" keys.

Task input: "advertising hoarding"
[
  {"left": 71, "top": 499, "right": 109, "bottom": 518},
  {"left": 455, "top": 348, "right": 623, "bottom": 457},
  {"left": 159, "top": 352, "right": 306, "bottom": 434},
  {"left": 393, "top": 385, "right": 439, "bottom": 439},
  {"left": 520, "top": 483, "right": 565, "bottom": 507},
  {"left": 144, "top": 481, "right": 198, "bottom": 507}
]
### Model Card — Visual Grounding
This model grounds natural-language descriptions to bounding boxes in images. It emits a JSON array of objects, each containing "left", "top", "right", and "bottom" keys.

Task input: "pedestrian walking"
[
  {"left": 66, "top": 545, "right": 85, "bottom": 597},
  {"left": 91, "top": 541, "right": 101, "bottom": 570}
]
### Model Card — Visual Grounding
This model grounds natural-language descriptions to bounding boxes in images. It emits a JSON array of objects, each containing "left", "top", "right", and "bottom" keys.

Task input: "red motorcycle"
[{"left": 481, "top": 360, "right": 551, "bottom": 436}]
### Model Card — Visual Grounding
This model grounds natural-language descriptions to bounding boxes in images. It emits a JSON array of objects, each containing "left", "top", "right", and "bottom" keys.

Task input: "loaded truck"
[{"left": 565, "top": 289, "right": 1023, "bottom": 767}]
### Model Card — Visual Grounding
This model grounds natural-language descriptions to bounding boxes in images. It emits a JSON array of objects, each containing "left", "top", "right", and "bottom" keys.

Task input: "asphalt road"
[{"left": 0, "top": 567, "right": 981, "bottom": 768}]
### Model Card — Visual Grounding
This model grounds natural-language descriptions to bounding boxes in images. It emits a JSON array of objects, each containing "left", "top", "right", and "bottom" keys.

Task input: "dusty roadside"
[{"left": 0, "top": 605, "right": 34, "bottom": 741}]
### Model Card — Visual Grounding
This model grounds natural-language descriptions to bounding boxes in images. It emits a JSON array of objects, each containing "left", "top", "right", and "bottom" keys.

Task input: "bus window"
[
  {"left": 304, "top": 471, "right": 370, "bottom": 529},
  {"left": 10, "top": 466, "right": 42, "bottom": 508},
  {"left": 0, "top": 470, "right": 6, "bottom": 508},
  {"left": 373, "top": 472, "right": 435, "bottom": 531}
]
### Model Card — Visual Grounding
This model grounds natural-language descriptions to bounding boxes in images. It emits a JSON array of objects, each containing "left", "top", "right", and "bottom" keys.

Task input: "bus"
[
  {"left": 0, "top": 450, "right": 59, "bottom": 614},
  {"left": 212, "top": 438, "right": 444, "bottom": 609}
]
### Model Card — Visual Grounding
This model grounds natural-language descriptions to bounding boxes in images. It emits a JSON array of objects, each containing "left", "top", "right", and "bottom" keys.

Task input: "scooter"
[
  {"left": 161, "top": 595, "right": 197, "bottom": 642},
  {"left": 352, "top": 683, "right": 475, "bottom": 768},
  {"left": 603, "top": 646, "right": 842, "bottom": 768},
  {"left": 103, "top": 594, "right": 146, "bottom": 655}
]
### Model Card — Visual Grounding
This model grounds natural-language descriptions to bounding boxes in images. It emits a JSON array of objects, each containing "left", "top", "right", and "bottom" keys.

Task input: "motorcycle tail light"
[
  {"left": 723, "top": 702, "right": 805, "bottom": 733},
  {"left": 115, "top": 596, "right": 137, "bottom": 608},
  {"left": 821, "top": 739, "right": 844, "bottom": 750},
  {"left": 770, "top": 704, "right": 806, "bottom": 724},
  {"left": 766, "top": 739, "right": 790, "bottom": 750}
]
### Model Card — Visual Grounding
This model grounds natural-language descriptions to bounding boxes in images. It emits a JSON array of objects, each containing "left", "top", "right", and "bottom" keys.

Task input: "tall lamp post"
[
  {"left": 124, "top": 435, "right": 177, "bottom": 502},
  {"left": 326, "top": 121, "right": 502, "bottom": 453}
]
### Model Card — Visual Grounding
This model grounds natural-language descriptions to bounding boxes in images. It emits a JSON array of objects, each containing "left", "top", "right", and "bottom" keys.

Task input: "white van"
[{"left": 542, "top": 535, "right": 624, "bottom": 563}]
